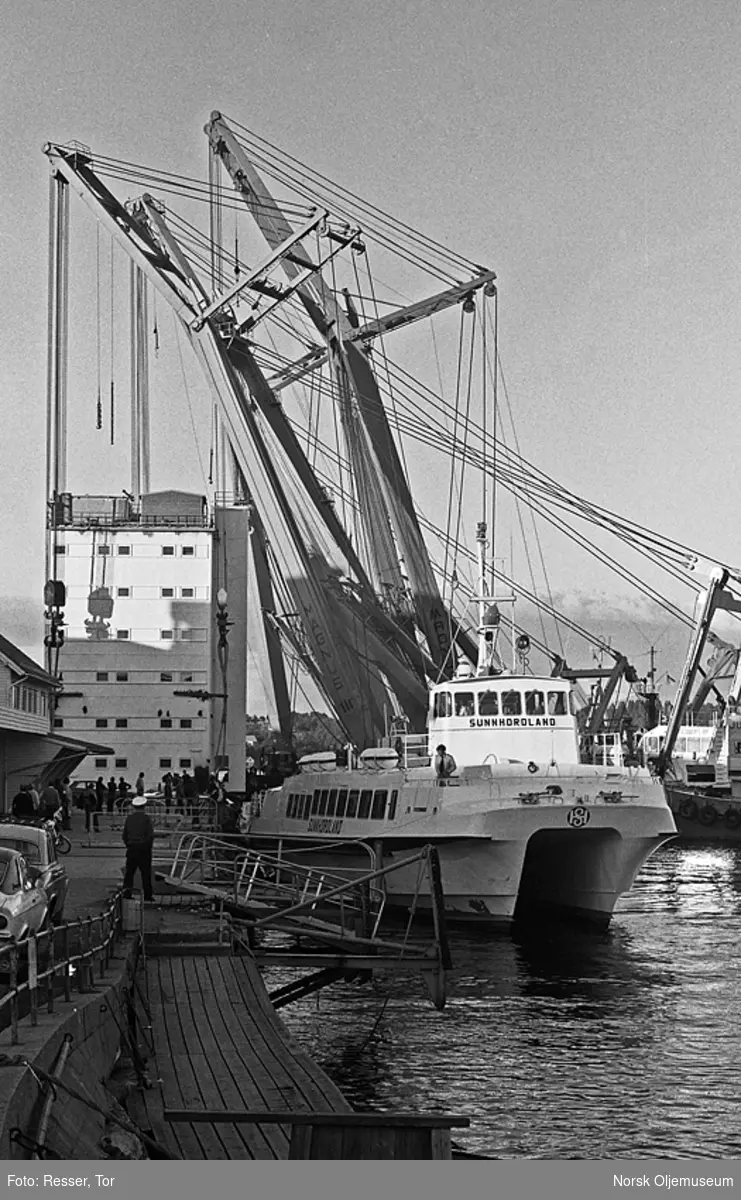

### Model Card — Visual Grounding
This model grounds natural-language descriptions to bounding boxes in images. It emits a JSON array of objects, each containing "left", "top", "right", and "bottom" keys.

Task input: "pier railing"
[{"left": 0, "top": 893, "right": 125, "bottom": 1045}]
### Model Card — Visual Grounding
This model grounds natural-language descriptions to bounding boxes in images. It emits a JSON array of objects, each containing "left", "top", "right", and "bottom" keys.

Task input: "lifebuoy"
[
  {"left": 679, "top": 798, "right": 698, "bottom": 822},
  {"left": 699, "top": 803, "right": 718, "bottom": 826},
  {"left": 724, "top": 806, "right": 741, "bottom": 831},
  {"left": 527, "top": 761, "right": 538, "bottom": 774}
]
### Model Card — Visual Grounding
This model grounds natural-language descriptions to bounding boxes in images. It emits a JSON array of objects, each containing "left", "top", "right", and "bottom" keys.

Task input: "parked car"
[
  {"left": 0, "top": 847, "right": 49, "bottom": 941},
  {"left": 0, "top": 819, "right": 69, "bottom": 923},
  {"left": 69, "top": 779, "right": 98, "bottom": 809}
]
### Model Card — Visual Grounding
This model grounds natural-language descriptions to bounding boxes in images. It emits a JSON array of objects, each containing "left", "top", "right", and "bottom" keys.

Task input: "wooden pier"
[
  {"left": 133, "top": 952, "right": 351, "bottom": 1158},
  {"left": 128, "top": 900, "right": 469, "bottom": 1159}
]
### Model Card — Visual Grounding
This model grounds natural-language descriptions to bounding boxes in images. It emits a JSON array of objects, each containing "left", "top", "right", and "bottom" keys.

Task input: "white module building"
[{"left": 50, "top": 490, "right": 248, "bottom": 790}]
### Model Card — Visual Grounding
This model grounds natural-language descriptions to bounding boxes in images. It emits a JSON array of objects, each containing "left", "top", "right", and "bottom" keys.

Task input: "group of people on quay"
[
  {"left": 11, "top": 777, "right": 71, "bottom": 826},
  {"left": 8, "top": 765, "right": 226, "bottom": 906}
]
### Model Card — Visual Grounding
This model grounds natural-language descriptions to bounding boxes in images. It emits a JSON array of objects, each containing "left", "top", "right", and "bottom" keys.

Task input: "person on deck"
[
  {"left": 107, "top": 777, "right": 117, "bottom": 814},
  {"left": 117, "top": 777, "right": 129, "bottom": 811},
  {"left": 95, "top": 776, "right": 106, "bottom": 813},
  {"left": 122, "top": 795, "right": 155, "bottom": 902},
  {"left": 434, "top": 744, "right": 457, "bottom": 785},
  {"left": 135, "top": 772, "right": 145, "bottom": 797}
]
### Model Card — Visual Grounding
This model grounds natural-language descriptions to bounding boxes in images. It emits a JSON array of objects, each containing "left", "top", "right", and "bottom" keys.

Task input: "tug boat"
[{"left": 246, "top": 532, "right": 676, "bottom": 929}]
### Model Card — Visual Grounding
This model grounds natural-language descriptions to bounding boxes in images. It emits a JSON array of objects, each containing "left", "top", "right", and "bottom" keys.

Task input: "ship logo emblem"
[{"left": 567, "top": 806, "right": 591, "bottom": 828}]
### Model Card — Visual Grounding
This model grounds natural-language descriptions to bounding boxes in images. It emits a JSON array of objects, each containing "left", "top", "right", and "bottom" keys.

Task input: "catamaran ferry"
[{"left": 246, "top": 538, "right": 676, "bottom": 929}]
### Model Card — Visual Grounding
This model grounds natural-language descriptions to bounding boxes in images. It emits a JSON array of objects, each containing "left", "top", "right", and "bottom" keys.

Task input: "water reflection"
[{"left": 270, "top": 843, "right": 741, "bottom": 1159}]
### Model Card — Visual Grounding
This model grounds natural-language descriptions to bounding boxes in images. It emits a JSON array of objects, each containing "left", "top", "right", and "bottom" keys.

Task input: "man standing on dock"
[{"left": 122, "top": 794, "right": 155, "bottom": 902}]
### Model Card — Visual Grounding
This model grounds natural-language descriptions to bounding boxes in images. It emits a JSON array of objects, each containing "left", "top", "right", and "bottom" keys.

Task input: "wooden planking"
[
  {"left": 214, "top": 955, "right": 352, "bottom": 1112},
  {"left": 148, "top": 960, "right": 220, "bottom": 1159},
  {"left": 141, "top": 952, "right": 350, "bottom": 1159},
  {"left": 207, "top": 958, "right": 329, "bottom": 1111},
  {"left": 171, "top": 958, "right": 281, "bottom": 1159},
  {"left": 188, "top": 959, "right": 291, "bottom": 1158}
]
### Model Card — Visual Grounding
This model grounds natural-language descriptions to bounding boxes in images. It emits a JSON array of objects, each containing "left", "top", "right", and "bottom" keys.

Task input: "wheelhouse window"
[
  {"left": 346, "top": 789, "right": 359, "bottom": 818},
  {"left": 548, "top": 691, "right": 567, "bottom": 716},
  {"left": 455, "top": 692, "right": 474, "bottom": 717},
  {"left": 525, "top": 690, "right": 545, "bottom": 715},
  {"left": 359, "top": 789, "right": 373, "bottom": 820},
  {"left": 388, "top": 789, "right": 398, "bottom": 820},
  {"left": 478, "top": 690, "right": 499, "bottom": 716},
  {"left": 433, "top": 692, "right": 452, "bottom": 718},
  {"left": 326, "top": 788, "right": 338, "bottom": 817},
  {"left": 318, "top": 789, "right": 329, "bottom": 816},
  {"left": 502, "top": 690, "right": 522, "bottom": 716},
  {"left": 336, "top": 788, "right": 348, "bottom": 818}
]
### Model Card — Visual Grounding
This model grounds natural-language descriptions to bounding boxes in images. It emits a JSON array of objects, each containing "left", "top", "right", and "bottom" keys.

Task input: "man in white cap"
[{"left": 122, "top": 794, "right": 155, "bottom": 902}]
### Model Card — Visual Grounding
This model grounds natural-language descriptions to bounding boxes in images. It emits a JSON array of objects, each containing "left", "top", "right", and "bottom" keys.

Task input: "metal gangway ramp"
[{"left": 158, "top": 832, "right": 451, "bottom": 1009}]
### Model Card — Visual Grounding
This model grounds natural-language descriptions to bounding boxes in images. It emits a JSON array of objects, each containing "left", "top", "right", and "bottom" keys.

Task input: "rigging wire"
[{"left": 95, "top": 226, "right": 102, "bottom": 431}]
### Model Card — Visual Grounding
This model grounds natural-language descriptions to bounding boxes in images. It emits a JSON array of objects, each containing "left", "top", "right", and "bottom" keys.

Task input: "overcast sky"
[{"left": 2, "top": 0, "right": 740, "bottom": 693}]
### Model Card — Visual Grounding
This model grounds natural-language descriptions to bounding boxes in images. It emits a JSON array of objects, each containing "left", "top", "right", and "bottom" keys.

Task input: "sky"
[{"left": 2, "top": 0, "right": 741, "bottom": 702}]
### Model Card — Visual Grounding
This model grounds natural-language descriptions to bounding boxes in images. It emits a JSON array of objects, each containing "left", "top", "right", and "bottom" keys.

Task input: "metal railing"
[
  {"left": 165, "top": 832, "right": 387, "bottom": 938},
  {"left": 0, "top": 893, "right": 125, "bottom": 1045},
  {"left": 77, "top": 798, "right": 220, "bottom": 847}
]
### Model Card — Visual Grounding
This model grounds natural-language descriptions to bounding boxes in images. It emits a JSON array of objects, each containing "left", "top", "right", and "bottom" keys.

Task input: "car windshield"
[{"left": 0, "top": 837, "right": 40, "bottom": 863}]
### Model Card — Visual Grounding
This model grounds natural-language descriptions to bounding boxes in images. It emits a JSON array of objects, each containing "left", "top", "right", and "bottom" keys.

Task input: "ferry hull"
[{"left": 248, "top": 768, "right": 676, "bottom": 929}]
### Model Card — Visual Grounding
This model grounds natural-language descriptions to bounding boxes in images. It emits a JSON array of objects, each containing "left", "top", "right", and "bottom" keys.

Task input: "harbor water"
[{"left": 270, "top": 842, "right": 741, "bottom": 1159}]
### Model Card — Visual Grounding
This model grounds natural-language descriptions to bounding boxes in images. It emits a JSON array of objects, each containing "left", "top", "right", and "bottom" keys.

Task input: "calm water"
[{"left": 268, "top": 842, "right": 741, "bottom": 1159}]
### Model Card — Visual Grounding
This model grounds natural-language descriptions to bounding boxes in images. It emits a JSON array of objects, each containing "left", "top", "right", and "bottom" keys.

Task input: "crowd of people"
[{"left": 11, "top": 777, "right": 71, "bottom": 826}]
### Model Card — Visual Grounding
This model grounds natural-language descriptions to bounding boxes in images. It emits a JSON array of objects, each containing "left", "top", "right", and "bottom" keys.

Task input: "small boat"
[{"left": 246, "top": 529, "right": 675, "bottom": 929}]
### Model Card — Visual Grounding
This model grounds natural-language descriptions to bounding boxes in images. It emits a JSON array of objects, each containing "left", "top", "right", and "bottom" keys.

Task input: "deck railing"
[{"left": 0, "top": 892, "right": 125, "bottom": 1045}]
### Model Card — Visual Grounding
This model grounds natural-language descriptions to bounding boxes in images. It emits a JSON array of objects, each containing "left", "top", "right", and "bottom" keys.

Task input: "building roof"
[{"left": 0, "top": 634, "right": 58, "bottom": 688}]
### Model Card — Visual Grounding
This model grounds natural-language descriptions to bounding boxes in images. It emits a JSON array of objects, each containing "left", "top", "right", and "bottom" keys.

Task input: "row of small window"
[
  {"left": 56, "top": 545, "right": 199, "bottom": 557},
  {"left": 91, "top": 671, "right": 203, "bottom": 683},
  {"left": 286, "top": 788, "right": 399, "bottom": 822},
  {"left": 433, "top": 688, "right": 574, "bottom": 719},
  {"left": 88, "top": 587, "right": 200, "bottom": 599},
  {"left": 93, "top": 757, "right": 193, "bottom": 770},
  {"left": 86, "top": 629, "right": 206, "bottom": 641},
  {"left": 55, "top": 718, "right": 196, "bottom": 729}
]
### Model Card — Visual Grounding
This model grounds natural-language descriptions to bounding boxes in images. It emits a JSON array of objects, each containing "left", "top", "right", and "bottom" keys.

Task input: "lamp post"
[{"left": 214, "top": 588, "right": 232, "bottom": 773}]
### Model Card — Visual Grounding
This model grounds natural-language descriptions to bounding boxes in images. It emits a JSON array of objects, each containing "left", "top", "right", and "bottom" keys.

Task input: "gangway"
[{"left": 159, "top": 833, "right": 451, "bottom": 1008}]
